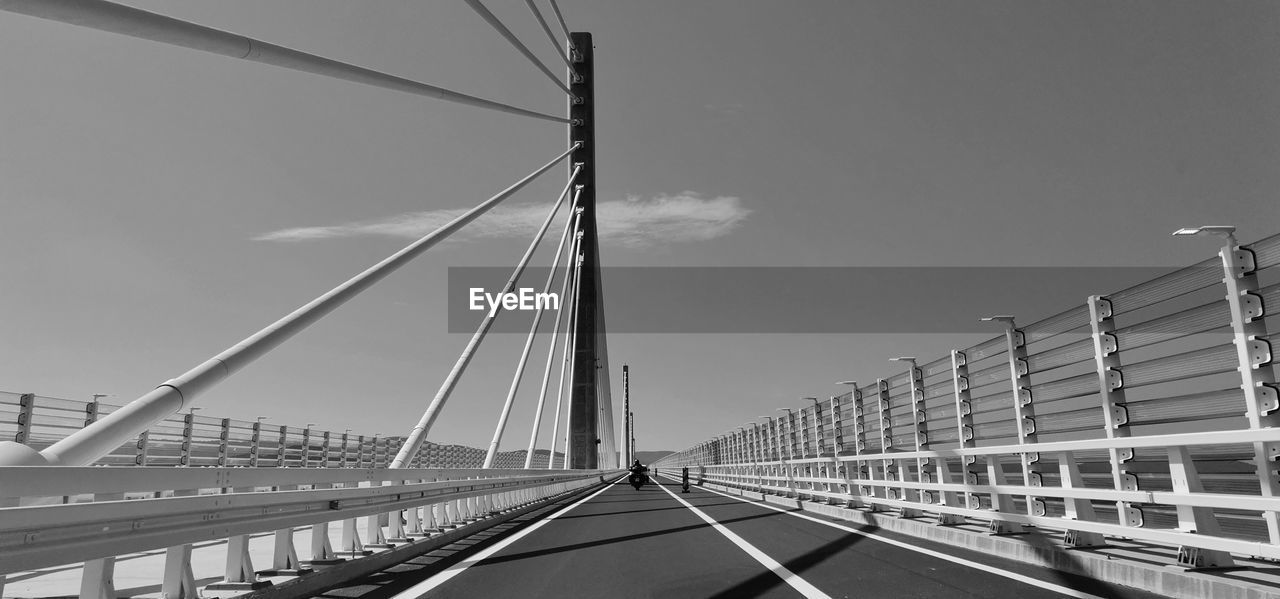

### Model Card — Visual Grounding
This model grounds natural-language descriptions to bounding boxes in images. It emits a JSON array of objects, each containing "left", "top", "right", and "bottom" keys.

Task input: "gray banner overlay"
[{"left": 447, "top": 267, "right": 1211, "bottom": 333}]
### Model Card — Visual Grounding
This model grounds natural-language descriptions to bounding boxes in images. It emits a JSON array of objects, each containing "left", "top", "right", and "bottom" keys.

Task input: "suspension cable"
[
  {"left": 544, "top": 213, "right": 583, "bottom": 468},
  {"left": 390, "top": 164, "right": 583, "bottom": 468},
  {"left": 559, "top": 246, "right": 587, "bottom": 468},
  {"left": 462, "top": 0, "right": 577, "bottom": 99},
  {"left": 481, "top": 184, "right": 581, "bottom": 468},
  {"left": 547, "top": 0, "right": 576, "bottom": 52},
  {"left": 0, "top": 0, "right": 569, "bottom": 124},
  {"left": 523, "top": 0, "right": 577, "bottom": 75},
  {"left": 24, "top": 144, "right": 578, "bottom": 467},
  {"left": 519, "top": 189, "right": 581, "bottom": 471}
]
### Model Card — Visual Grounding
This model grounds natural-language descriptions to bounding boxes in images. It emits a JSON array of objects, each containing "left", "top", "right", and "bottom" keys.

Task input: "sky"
[{"left": 1, "top": 1, "right": 1278, "bottom": 456}]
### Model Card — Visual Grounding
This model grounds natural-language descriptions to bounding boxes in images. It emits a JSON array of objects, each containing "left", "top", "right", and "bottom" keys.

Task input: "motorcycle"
[{"left": 628, "top": 471, "right": 649, "bottom": 490}]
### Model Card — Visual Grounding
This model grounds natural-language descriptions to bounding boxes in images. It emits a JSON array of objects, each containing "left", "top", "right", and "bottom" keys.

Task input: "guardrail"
[
  {"left": 0, "top": 393, "right": 562, "bottom": 469},
  {"left": 1, "top": 466, "right": 621, "bottom": 597},
  {"left": 657, "top": 230, "right": 1280, "bottom": 570}
]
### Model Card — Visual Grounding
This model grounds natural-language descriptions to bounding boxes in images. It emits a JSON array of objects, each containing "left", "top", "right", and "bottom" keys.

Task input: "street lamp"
[{"left": 1172, "top": 225, "right": 1237, "bottom": 245}]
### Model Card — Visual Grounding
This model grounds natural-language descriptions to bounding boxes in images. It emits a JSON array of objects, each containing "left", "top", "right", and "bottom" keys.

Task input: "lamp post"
[
  {"left": 1172, "top": 225, "right": 1276, "bottom": 562},
  {"left": 891, "top": 357, "right": 927, "bottom": 514}
]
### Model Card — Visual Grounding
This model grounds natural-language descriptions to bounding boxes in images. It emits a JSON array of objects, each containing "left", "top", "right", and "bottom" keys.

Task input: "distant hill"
[{"left": 635, "top": 450, "right": 673, "bottom": 465}]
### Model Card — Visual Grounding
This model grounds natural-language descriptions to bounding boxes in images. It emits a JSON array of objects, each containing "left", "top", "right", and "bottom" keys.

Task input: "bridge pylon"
[{"left": 566, "top": 31, "right": 612, "bottom": 469}]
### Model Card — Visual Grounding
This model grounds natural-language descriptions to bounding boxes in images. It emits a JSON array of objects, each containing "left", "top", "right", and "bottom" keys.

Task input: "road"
[{"left": 323, "top": 476, "right": 1166, "bottom": 599}]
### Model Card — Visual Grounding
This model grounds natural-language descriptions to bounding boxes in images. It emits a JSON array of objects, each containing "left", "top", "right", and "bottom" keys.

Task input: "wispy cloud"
[{"left": 254, "top": 192, "right": 750, "bottom": 248}]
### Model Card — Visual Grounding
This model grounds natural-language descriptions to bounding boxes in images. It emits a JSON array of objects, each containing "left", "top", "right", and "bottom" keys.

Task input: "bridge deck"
[{"left": 335, "top": 477, "right": 1165, "bottom": 599}]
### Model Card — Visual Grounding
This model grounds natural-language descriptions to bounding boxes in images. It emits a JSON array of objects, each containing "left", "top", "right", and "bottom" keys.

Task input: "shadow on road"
[{"left": 475, "top": 507, "right": 791, "bottom": 567}]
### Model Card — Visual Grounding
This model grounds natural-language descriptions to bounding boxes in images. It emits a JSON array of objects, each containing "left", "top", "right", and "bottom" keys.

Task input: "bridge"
[{"left": 2, "top": 2, "right": 1279, "bottom": 598}]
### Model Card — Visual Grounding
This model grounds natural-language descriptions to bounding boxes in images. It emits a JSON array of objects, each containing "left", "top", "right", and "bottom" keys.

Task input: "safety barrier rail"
[
  {"left": 0, "top": 392, "right": 563, "bottom": 469},
  {"left": 658, "top": 230, "right": 1280, "bottom": 570},
  {"left": 1, "top": 466, "right": 620, "bottom": 596}
]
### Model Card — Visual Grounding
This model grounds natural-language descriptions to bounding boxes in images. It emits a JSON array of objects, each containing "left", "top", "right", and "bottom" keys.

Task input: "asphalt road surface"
[{"left": 325, "top": 476, "right": 1166, "bottom": 599}]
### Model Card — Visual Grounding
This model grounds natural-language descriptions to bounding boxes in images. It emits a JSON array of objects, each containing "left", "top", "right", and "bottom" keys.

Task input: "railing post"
[
  {"left": 1166, "top": 446, "right": 1235, "bottom": 568},
  {"left": 1057, "top": 449, "right": 1106, "bottom": 548},
  {"left": 321, "top": 431, "right": 332, "bottom": 468},
  {"left": 260, "top": 484, "right": 314, "bottom": 576},
  {"left": 906, "top": 360, "right": 931, "bottom": 513},
  {"left": 301, "top": 426, "right": 313, "bottom": 468},
  {"left": 783, "top": 411, "right": 798, "bottom": 497},
  {"left": 303, "top": 483, "right": 345, "bottom": 566},
  {"left": 1087, "top": 295, "right": 1141, "bottom": 536},
  {"left": 800, "top": 407, "right": 812, "bottom": 458},
  {"left": 1219, "top": 236, "right": 1280, "bottom": 544},
  {"left": 134, "top": 430, "right": 151, "bottom": 466},
  {"left": 276, "top": 425, "right": 288, "bottom": 467},
  {"left": 80, "top": 556, "right": 116, "bottom": 599},
  {"left": 994, "top": 316, "right": 1045, "bottom": 518},
  {"left": 337, "top": 483, "right": 372, "bottom": 558},
  {"left": 938, "top": 350, "right": 974, "bottom": 525},
  {"left": 179, "top": 413, "right": 195, "bottom": 466},
  {"left": 206, "top": 533, "right": 271, "bottom": 591},
  {"left": 217, "top": 418, "right": 231, "bottom": 467},
  {"left": 161, "top": 544, "right": 196, "bottom": 599},
  {"left": 250, "top": 422, "right": 262, "bottom": 467},
  {"left": 876, "top": 378, "right": 902, "bottom": 507},
  {"left": 849, "top": 384, "right": 870, "bottom": 505},
  {"left": 81, "top": 492, "right": 123, "bottom": 599},
  {"left": 84, "top": 399, "right": 100, "bottom": 428},
  {"left": 14, "top": 393, "right": 35, "bottom": 444}
]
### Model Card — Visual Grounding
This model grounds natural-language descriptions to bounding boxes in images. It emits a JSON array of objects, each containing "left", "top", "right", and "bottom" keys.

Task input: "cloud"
[{"left": 254, "top": 192, "right": 750, "bottom": 248}]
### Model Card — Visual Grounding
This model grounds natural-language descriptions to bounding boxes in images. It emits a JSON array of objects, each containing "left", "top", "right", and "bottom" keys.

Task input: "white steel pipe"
[
  {"left": 0, "top": 0, "right": 569, "bottom": 123},
  {"left": 0, "top": 145, "right": 578, "bottom": 467},
  {"left": 391, "top": 165, "right": 582, "bottom": 469},
  {"left": 560, "top": 249, "right": 586, "bottom": 468},
  {"left": 547, "top": 0, "right": 575, "bottom": 51},
  {"left": 544, "top": 213, "right": 584, "bottom": 468},
  {"left": 481, "top": 176, "right": 581, "bottom": 467},
  {"left": 523, "top": 0, "right": 576, "bottom": 74},
  {"left": 523, "top": 193, "right": 581, "bottom": 468},
  {"left": 463, "top": 0, "right": 576, "bottom": 98}
]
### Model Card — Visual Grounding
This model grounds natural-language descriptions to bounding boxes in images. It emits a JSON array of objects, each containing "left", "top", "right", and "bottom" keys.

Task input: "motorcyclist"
[{"left": 627, "top": 460, "right": 650, "bottom": 489}]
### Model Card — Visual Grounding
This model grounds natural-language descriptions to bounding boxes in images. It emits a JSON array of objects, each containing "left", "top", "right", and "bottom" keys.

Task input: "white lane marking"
[
  {"left": 390, "top": 478, "right": 622, "bottom": 599},
  {"left": 656, "top": 479, "right": 833, "bottom": 599},
  {"left": 666, "top": 475, "right": 1105, "bottom": 599}
]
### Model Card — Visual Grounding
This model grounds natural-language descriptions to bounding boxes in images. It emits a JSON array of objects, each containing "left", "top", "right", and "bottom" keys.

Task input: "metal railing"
[
  {"left": 0, "top": 392, "right": 564, "bottom": 469},
  {"left": 0, "top": 465, "right": 620, "bottom": 596},
  {"left": 658, "top": 230, "right": 1280, "bottom": 570}
]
